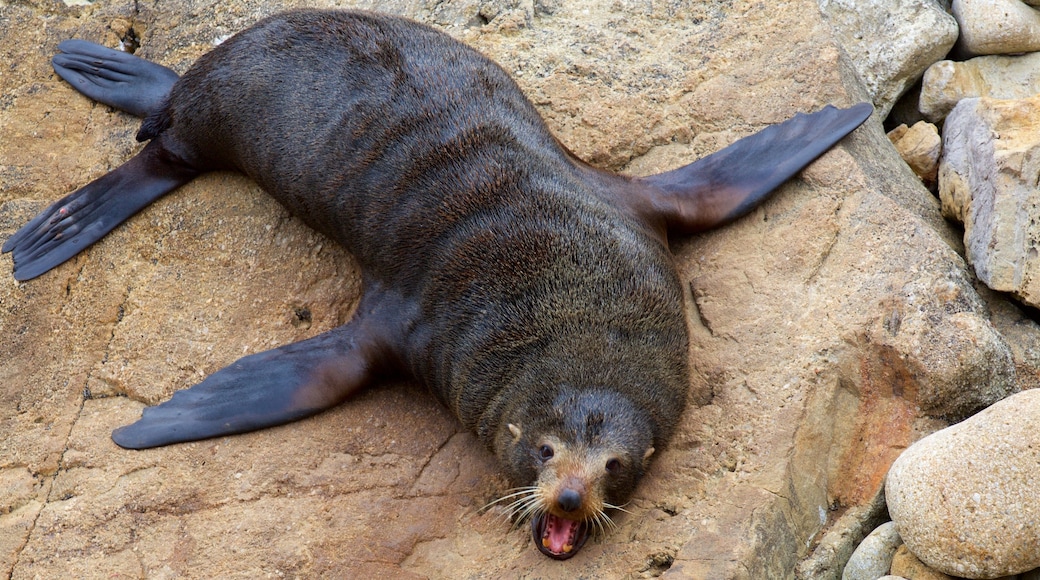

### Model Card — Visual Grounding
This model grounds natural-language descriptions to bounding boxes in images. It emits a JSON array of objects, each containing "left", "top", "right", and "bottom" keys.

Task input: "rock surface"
[
  {"left": 887, "top": 389, "right": 1040, "bottom": 578},
  {"left": 920, "top": 53, "right": 1040, "bottom": 122},
  {"left": 888, "top": 121, "right": 942, "bottom": 186},
  {"left": 819, "top": 0, "right": 958, "bottom": 118},
  {"left": 890, "top": 545, "right": 956, "bottom": 580},
  {"left": 0, "top": 0, "right": 1032, "bottom": 578},
  {"left": 842, "top": 521, "right": 902, "bottom": 580},
  {"left": 939, "top": 95, "right": 1040, "bottom": 310},
  {"left": 796, "top": 490, "right": 889, "bottom": 579},
  {"left": 953, "top": 0, "right": 1040, "bottom": 56}
]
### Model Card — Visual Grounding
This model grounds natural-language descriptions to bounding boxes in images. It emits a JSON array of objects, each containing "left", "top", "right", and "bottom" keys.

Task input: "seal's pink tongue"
[
  {"left": 542, "top": 514, "right": 579, "bottom": 554},
  {"left": 532, "top": 512, "right": 589, "bottom": 559}
]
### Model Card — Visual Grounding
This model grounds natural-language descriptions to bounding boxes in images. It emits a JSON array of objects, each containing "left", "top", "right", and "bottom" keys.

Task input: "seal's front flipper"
[
  {"left": 3, "top": 139, "right": 198, "bottom": 281},
  {"left": 632, "top": 103, "right": 873, "bottom": 235},
  {"left": 52, "top": 39, "right": 180, "bottom": 118},
  {"left": 111, "top": 320, "right": 395, "bottom": 449}
]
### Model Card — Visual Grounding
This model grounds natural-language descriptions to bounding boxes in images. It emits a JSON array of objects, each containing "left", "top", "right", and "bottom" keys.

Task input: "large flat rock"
[{"left": 0, "top": 0, "right": 1027, "bottom": 577}]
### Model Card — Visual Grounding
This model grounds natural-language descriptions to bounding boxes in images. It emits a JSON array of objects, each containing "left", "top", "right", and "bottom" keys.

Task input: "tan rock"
[
  {"left": 820, "top": 0, "right": 958, "bottom": 118},
  {"left": 953, "top": 0, "right": 1040, "bottom": 56},
  {"left": 920, "top": 53, "right": 1040, "bottom": 122},
  {"left": 0, "top": 0, "right": 1025, "bottom": 578},
  {"left": 939, "top": 95, "right": 1040, "bottom": 309},
  {"left": 890, "top": 544, "right": 955, "bottom": 580},
  {"left": 887, "top": 389, "right": 1040, "bottom": 578},
  {"left": 887, "top": 121, "right": 941, "bottom": 185}
]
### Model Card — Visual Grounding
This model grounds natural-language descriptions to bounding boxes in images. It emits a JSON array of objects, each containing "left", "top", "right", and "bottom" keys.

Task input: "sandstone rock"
[
  {"left": 920, "top": 53, "right": 1040, "bottom": 122},
  {"left": 842, "top": 521, "right": 902, "bottom": 580},
  {"left": 953, "top": 0, "right": 1040, "bottom": 56},
  {"left": 890, "top": 544, "right": 956, "bottom": 580},
  {"left": 795, "top": 491, "right": 888, "bottom": 579},
  {"left": 820, "top": 0, "right": 958, "bottom": 118},
  {"left": 0, "top": 0, "right": 1029, "bottom": 578},
  {"left": 886, "top": 389, "right": 1040, "bottom": 578},
  {"left": 939, "top": 95, "right": 1040, "bottom": 309},
  {"left": 978, "top": 285, "right": 1040, "bottom": 392},
  {"left": 887, "top": 121, "right": 941, "bottom": 186}
]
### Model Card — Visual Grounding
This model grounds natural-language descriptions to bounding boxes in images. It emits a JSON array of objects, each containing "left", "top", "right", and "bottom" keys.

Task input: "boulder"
[
  {"left": 820, "top": 0, "right": 958, "bottom": 118},
  {"left": 887, "top": 389, "right": 1040, "bottom": 578},
  {"left": 920, "top": 53, "right": 1040, "bottom": 122},
  {"left": 939, "top": 95, "right": 1040, "bottom": 309},
  {"left": 953, "top": 0, "right": 1040, "bottom": 56}
]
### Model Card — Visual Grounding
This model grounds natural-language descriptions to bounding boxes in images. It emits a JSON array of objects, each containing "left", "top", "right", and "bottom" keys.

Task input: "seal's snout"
[
  {"left": 557, "top": 488, "right": 582, "bottom": 512},
  {"left": 532, "top": 475, "right": 594, "bottom": 558}
]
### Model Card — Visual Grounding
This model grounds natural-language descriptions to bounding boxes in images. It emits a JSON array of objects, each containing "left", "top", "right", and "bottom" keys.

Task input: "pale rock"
[
  {"left": 842, "top": 521, "right": 902, "bottom": 580},
  {"left": 820, "top": 0, "right": 958, "bottom": 117},
  {"left": 920, "top": 53, "right": 1040, "bottom": 122},
  {"left": 953, "top": 0, "right": 1040, "bottom": 55},
  {"left": 878, "top": 577, "right": 910, "bottom": 580},
  {"left": 890, "top": 545, "right": 956, "bottom": 580},
  {"left": 886, "top": 389, "right": 1040, "bottom": 578},
  {"left": 939, "top": 95, "right": 1040, "bottom": 309},
  {"left": 887, "top": 121, "right": 941, "bottom": 185}
]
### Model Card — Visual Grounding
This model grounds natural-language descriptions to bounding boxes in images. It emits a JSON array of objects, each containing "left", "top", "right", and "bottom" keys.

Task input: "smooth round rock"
[
  {"left": 886, "top": 389, "right": 1040, "bottom": 578},
  {"left": 953, "top": 0, "right": 1040, "bottom": 56},
  {"left": 843, "top": 521, "right": 902, "bottom": 580}
]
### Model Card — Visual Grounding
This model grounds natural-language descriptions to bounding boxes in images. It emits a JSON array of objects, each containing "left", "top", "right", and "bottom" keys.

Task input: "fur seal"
[{"left": 3, "top": 9, "right": 870, "bottom": 560}]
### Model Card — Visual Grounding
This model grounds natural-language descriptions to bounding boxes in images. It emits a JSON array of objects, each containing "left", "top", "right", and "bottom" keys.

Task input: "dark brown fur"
[{"left": 155, "top": 9, "right": 688, "bottom": 485}]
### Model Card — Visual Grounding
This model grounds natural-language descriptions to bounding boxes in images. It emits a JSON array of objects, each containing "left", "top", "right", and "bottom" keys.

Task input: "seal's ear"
[
  {"left": 642, "top": 446, "right": 655, "bottom": 468},
  {"left": 627, "top": 102, "right": 873, "bottom": 236}
]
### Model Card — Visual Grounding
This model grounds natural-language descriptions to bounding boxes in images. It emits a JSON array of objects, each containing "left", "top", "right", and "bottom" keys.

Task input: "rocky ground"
[{"left": 2, "top": 0, "right": 1038, "bottom": 578}]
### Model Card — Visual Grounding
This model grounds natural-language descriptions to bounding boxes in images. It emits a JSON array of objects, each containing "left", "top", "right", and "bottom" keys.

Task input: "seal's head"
[{"left": 493, "top": 387, "right": 657, "bottom": 559}]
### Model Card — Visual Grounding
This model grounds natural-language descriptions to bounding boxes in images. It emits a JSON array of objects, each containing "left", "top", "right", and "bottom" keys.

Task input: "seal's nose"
[{"left": 557, "top": 488, "right": 582, "bottom": 512}]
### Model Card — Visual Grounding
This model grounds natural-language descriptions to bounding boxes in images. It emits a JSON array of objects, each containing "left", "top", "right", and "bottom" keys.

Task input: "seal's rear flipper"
[
  {"left": 632, "top": 103, "right": 873, "bottom": 235},
  {"left": 2, "top": 139, "right": 198, "bottom": 281},
  {"left": 111, "top": 321, "right": 392, "bottom": 449},
  {"left": 52, "top": 39, "right": 180, "bottom": 118}
]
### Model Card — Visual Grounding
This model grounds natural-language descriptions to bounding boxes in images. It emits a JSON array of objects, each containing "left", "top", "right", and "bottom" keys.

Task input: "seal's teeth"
[
  {"left": 542, "top": 537, "right": 551, "bottom": 548},
  {"left": 563, "top": 543, "right": 573, "bottom": 553}
]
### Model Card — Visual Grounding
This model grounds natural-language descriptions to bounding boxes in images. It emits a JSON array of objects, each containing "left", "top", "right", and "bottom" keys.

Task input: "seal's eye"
[
  {"left": 606, "top": 458, "right": 622, "bottom": 475},
  {"left": 538, "top": 444, "right": 554, "bottom": 461}
]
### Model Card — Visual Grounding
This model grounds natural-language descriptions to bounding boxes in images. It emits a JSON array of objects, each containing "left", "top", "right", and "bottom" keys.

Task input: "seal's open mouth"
[{"left": 531, "top": 513, "right": 590, "bottom": 559}]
